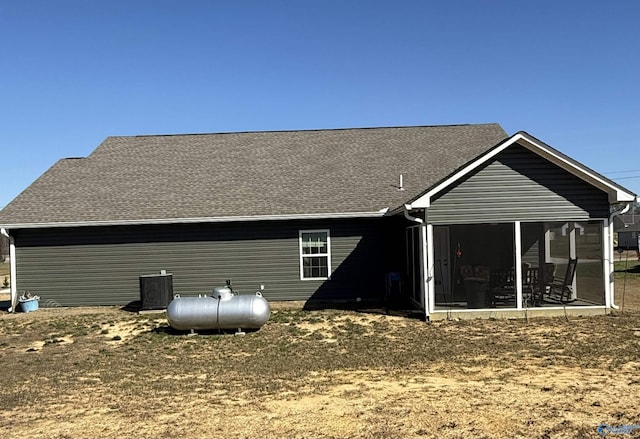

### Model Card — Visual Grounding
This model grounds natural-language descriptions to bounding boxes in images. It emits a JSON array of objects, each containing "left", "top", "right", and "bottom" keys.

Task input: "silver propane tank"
[{"left": 166, "top": 282, "right": 270, "bottom": 331}]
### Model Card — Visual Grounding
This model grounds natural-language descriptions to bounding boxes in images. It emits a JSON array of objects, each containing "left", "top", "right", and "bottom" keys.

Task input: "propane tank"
[{"left": 166, "top": 283, "right": 270, "bottom": 331}]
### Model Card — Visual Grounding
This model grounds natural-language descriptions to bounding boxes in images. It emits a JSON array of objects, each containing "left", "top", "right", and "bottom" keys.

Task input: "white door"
[{"left": 433, "top": 227, "right": 450, "bottom": 303}]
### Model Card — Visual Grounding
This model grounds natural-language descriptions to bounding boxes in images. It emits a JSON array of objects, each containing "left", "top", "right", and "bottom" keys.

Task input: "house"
[
  {"left": 614, "top": 213, "right": 640, "bottom": 250},
  {"left": 0, "top": 124, "right": 637, "bottom": 319}
]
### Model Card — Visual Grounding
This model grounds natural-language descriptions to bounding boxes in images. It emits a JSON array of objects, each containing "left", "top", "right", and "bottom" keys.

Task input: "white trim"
[
  {"left": 517, "top": 138, "right": 636, "bottom": 203},
  {"left": 407, "top": 132, "right": 637, "bottom": 209},
  {"left": 1, "top": 228, "right": 17, "bottom": 313},
  {"left": 426, "top": 223, "right": 434, "bottom": 317},
  {"left": 430, "top": 305, "right": 609, "bottom": 314},
  {"left": 0, "top": 209, "right": 389, "bottom": 230},
  {"left": 514, "top": 221, "right": 523, "bottom": 310},
  {"left": 420, "top": 223, "right": 428, "bottom": 319},
  {"left": 410, "top": 135, "right": 519, "bottom": 208},
  {"left": 299, "top": 229, "right": 332, "bottom": 281},
  {"left": 569, "top": 223, "right": 578, "bottom": 300},
  {"left": 403, "top": 205, "right": 424, "bottom": 224},
  {"left": 603, "top": 218, "right": 612, "bottom": 309},
  {"left": 544, "top": 226, "right": 552, "bottom": 263}
]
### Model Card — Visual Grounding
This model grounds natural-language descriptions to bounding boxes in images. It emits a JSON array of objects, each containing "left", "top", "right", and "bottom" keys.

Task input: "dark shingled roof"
[{"left": 0, "top": 124, "right": 508, "bottom": 226}]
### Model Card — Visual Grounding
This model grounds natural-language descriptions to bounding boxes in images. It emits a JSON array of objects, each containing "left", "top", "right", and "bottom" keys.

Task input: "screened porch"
[{"left": 430, "top": 221, "right": 607, "bottom": 311}]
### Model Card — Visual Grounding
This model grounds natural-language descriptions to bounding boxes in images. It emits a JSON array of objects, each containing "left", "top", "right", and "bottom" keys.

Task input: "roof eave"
[
  {"left": 514, "top": 132, "right": 637, "bottom": 203},
  {"left": 0, "top": 208, "right": 391, "bottom": 230}
]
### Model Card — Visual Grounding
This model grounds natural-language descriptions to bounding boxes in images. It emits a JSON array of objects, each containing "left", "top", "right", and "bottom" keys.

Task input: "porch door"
[
  {"left": 433, "top": 227, "right": 451, "bottom": 302},
  {"left": 406, "top": 225, "right": 424, "bottom": 309}
]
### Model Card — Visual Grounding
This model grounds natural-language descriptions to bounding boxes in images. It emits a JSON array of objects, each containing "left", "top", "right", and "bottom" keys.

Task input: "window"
[{"left": 299, "top": 230, "right": 331, "bottom": 280}]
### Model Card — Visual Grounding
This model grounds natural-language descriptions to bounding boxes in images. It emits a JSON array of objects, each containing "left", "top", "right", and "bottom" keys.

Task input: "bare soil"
[{"left": 1, "top": 277, "right": 639, "bottom": 439}]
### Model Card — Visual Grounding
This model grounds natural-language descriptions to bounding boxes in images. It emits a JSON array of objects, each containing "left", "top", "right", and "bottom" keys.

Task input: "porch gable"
[
  {"left": 426, "top": 143, "right": 610, "bottom": 224},
  {"left": 408, "top": 132, "right": 636, "bottom": 211}
]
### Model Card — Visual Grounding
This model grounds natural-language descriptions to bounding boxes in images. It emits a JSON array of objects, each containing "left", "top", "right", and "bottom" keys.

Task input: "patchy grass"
[
  {"left": 615, "top": 260, "right": 640, "bottom": 278},
  {"left": 0, "top": 282, "right": 639, "bottom": 439}
]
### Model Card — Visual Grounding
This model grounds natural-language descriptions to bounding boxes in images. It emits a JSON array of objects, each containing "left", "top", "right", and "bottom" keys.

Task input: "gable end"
[{"left": 427, "top": 144, "right": 610, "bottom": 224}]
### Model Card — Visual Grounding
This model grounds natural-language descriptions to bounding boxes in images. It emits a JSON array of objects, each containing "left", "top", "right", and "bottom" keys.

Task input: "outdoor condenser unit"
[{"left": 139, "top": 271, "right": 173, "bottom": 310}]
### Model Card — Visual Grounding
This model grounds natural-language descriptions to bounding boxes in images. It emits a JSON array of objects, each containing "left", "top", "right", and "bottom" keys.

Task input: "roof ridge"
[{"left": 124, "top": 123, "right": 502, "bottom": 139}]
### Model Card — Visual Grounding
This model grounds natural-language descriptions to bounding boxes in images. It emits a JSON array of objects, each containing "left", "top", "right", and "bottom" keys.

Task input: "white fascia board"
[
  {"left": 409, "top": 134, "right": 523, "bottom": 209},
  {"left": 0, "top": 209, "right": 390, "bottom": 230},
  {"left": 409, "top": 132, "right": 637, "bottom": 208},
  {"left": 515, "top": 133, "right": 637, "bottom": 203}
]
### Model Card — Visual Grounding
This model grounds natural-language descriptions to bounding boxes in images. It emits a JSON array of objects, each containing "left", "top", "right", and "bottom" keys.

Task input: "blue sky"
[{"left": 1, "top": 0, "right": 639, "bottom": 209}]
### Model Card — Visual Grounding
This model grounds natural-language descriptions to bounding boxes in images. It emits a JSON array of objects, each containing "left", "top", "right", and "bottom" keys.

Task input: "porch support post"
[
  {"left": 603, "top": 218, "right": 612, "bottom": 309},
  {"left": 569, "top": 223, "right": 578, "bottom": 300},
  {"left": 514, "top": 221, "right": 523, "bottom": 310},
  {"left": 425, "top": 223, "right": 433, "bottom": 317},
  {"left": 544, "top": 226, "right": 552, "bottom": 262}
]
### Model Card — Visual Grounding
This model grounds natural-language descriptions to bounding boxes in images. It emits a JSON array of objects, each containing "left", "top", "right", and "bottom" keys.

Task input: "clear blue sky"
[{"left": 1, "top": 0, "right": 639, "bottom": 209}]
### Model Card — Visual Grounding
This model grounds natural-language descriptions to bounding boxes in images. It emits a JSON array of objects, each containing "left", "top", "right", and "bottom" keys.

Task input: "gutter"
[
  {"left": 0, "top": 209, "right": 391, "bottom": 230},
  {"left": 403, "top": 204, "right": 423, "bottom": 224},
  {"left": 0, "top": 228, "right": 17, "bottom": 313},
  {"left": 609, "top": 202, "right": 633, "bottom": 310}
]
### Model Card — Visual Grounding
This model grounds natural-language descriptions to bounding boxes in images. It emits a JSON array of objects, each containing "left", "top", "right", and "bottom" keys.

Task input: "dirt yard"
[{"left": 1, "top": 275, "right": 639, "bottom": 439}]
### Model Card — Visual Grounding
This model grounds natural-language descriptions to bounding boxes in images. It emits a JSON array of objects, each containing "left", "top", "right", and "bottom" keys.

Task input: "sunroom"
[{"left": 401, "top": 132, "right": 637, "bottom": 319}]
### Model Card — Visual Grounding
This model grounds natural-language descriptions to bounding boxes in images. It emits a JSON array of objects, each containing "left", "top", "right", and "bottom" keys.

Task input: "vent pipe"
[{"left": 399, "top": 174, "right": 404, "bottom": 191}]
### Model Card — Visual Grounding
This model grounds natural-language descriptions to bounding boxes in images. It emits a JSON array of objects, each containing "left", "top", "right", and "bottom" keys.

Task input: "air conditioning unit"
[{"left": 139, "top": 271, "right": 173, "bottom": 310}]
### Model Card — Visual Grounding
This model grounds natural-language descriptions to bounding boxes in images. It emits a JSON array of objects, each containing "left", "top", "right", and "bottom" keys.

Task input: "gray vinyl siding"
[
  {"left": 428, "top": 144, "right": 610, "bottom": 225},
  {"left": 13, "top": 219, "right": 397, "bottom": 307}
]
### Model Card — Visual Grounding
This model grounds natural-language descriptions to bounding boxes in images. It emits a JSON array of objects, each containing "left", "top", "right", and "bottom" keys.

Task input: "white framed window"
[{"left": 299, "top": 229, "right": 331, "bottom": 280}]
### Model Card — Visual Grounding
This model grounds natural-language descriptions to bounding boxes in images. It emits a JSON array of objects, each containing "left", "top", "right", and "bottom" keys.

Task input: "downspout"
[
  {"left": 403, "top": 204, "right": 424, "bottom": 224},
  {"left": 1, "top": 228, "right": 17, "bottom": 313},
  {"left": 609, "top": 202, "right": 632, "bottom": 310}
]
